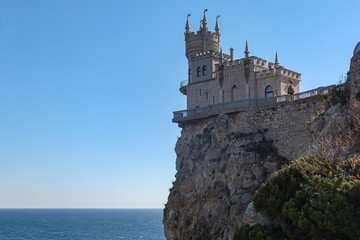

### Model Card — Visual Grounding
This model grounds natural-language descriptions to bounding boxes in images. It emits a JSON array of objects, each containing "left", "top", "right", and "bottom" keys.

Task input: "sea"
[{"left": 0, "top": 209, "right": 166, "bottom": 240}]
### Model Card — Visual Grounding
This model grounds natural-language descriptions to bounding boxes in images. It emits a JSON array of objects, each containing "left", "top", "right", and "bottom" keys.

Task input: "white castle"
[{"left": 179, "top": 11, "right": 301, "bottom": 110}]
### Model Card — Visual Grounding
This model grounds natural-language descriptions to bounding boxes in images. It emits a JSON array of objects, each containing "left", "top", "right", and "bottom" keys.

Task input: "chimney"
[{"left": 230, "top": 48, "right": 234, "bottom": 61}]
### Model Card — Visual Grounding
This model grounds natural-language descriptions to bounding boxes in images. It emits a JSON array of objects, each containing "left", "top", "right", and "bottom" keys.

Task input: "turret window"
[
  {"left": 197, "top": 67, "right": 201, "bottom": 77},
  {"left": 265, "top": 85, "right": 274, "bottom": 98},
  {"left": 202, "top": 65, "right": 207, "bottom": 76},
  {"left": 189, "top": 69, "right": 192, "bottom": 83}
]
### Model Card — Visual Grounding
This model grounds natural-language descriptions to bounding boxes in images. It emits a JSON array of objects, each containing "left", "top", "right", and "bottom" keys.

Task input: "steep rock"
[
  {"left": 164, "top": 115, "right": 286, "bottom": 239},
  {"left": 164, "top": 98, "right": 325, "bottom": 240}
]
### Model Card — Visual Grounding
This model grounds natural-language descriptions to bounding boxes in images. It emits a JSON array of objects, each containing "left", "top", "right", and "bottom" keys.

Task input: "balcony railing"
[{"left": 173, "top": 85, "right": 341, "bottom": 123}]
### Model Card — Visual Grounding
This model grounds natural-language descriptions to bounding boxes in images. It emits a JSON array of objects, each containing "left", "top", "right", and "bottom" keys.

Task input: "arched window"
[
  {"left": 189, "top": 69, "right": 192, "bottom": 83},
  {"left": 265, "top": 85, "right": 274, "bottom": 98},
  {"left": 288, "top": 85, "right": 294, "bottom": 95},
  {"left": 197, "top": 67, "right": 201, "bottom": 77},
  {"left": 231, "top": 85, "right": 238, "bottom": 101},
  {"left": 202, "top": 65, "right": 207, "bottom": 76}
]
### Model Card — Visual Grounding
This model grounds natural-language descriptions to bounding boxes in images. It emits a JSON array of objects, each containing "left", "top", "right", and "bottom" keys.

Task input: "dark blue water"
[{"left": 0, "top": 209, "right": 165, "bottom": 240}]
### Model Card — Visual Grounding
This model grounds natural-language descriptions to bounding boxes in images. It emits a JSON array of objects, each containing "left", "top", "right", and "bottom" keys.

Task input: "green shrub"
[
  {"left": 233, "top": 225, "right": 282, "bottom": 240},
  {"left": 235, "top": 155, "right": 360, "bottom": 240}
]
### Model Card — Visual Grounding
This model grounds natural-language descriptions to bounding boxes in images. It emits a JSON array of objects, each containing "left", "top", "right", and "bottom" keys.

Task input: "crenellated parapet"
[
  {"left": 189, "top": 50, "right": 230, "bottom": 61},
  {"left": 256, "top": 66, "right": 301, "bottom": 81}
]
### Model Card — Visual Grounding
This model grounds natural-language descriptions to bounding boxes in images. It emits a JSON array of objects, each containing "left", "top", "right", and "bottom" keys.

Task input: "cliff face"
[
  {"left": 163, "top": 98, "right": 326, "bottom": 240},
  {"left": 163, "top": 42, "right": 360, "bottom": 240}
]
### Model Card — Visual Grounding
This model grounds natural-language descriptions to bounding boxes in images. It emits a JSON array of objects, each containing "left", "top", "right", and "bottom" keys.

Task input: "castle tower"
[{"left": 184, "top": 10, "right": 221, "bottom": 59}]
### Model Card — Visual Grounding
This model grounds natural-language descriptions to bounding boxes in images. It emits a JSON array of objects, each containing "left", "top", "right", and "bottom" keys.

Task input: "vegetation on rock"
[{"left": 235, "top": 155, "right": 360, "bottom": 240}]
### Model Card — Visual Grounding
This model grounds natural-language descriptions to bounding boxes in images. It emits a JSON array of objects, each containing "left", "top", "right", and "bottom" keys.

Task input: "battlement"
[
  {"left": 189, "top": 50, "right": 230, "bottom": 61},
  {"left": 215, "top": 56, "right": 268, "bottom": 70},
  {"left": 256, "top": 66, "right": 301, "bottom": 80},
  {"left": 185, "top": 31, "right": 220, "bottom": 38}
]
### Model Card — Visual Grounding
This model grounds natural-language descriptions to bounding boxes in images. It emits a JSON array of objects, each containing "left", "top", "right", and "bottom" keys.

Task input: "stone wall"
[
  {"left": 163, "top": 96, "right": 327, "bottom": 240},
  {"left": 233, "top": 96, "right": 325, "bottom": 161}
]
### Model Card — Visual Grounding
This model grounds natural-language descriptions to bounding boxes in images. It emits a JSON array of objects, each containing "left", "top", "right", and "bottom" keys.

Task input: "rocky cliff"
[
  {"left": 163, "top": 97, "right": 327, "bottom": 240},
  {"left": 164, "top": 42, "right": 360, "bottom": 240}
]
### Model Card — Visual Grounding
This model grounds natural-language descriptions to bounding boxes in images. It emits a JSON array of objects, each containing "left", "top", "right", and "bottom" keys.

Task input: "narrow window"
[
  {"left": 213, "top": 96, "right": 215, "bottom": 103},
  {"left": 219, "top": 89, "right": 224, "bottom": 103},
  {"left": 206, "top": 92, "right": 209, "bottom": 100},
  {"left": 197, "top": 67, "right": 201, "bottom": 77},
  {"left": 199, "top": 89, "right": 202, "bottom": 96},
  {"left": 265, "top": 85, "right": 274, "bottom": 98},
  {"left": 231, "top": 85, "right": 238, "bottom": 101},
  {"left": 202, "top": 65, "right": 207, "bottom": 76},
  {"left": 189, "top": 69, "right": 192, "bottom": 83},
  {"left": 288, "top": 85, "right": 294, "bottom": 95}
]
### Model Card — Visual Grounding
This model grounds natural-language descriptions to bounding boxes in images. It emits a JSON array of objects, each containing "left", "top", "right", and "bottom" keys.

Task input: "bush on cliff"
[{"left": 235, "top": 155, "right": 360, "bottom": 240}]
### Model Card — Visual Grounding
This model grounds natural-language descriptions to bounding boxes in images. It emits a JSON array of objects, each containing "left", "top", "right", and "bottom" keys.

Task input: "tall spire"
[
  {"left": 202, "top": 9, "right": 208, "bottom": 29},
  {"left": 215, "top": 15, "right": 220, "bottom": 34},
  {"left": 275, "top": 52, "right": 279, "bottom": 67},
  {"left": 185, "top": 14, "right": 191, "bottom": 34},
  {"left": 244, "top": 40, "right": 250, "bottom": 58}
]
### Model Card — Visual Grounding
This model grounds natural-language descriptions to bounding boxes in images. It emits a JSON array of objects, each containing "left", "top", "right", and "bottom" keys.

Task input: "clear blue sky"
[{"left": 0, "top": 0, "right": 359, "bottom": 208}]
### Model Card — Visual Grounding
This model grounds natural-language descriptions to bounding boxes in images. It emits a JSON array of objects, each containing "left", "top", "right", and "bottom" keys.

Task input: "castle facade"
[{"left": 180, "top": 12, "right": 302, "bottom": 109}]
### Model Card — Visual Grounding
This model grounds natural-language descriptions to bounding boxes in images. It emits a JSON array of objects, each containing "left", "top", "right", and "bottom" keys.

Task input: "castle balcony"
[
  {"left": 179, "top": 80, "right": 188, "bottom": 95},
  {"left": 173, "top": 85, "right": 343, "bottom": 125}
]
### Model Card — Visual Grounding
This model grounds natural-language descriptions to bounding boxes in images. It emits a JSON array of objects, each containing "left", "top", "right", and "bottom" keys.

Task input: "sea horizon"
[{"left": 0, "top": 208, "right": 166, "bottom": 239}]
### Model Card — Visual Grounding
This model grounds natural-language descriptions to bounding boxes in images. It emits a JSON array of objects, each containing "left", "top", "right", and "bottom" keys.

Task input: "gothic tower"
[{"left": 184, "top": 11, "right": 221, "bottom": 59}]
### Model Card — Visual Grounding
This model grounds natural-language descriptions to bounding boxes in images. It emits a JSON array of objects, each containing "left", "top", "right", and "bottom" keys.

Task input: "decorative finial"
[
  {"left": 245, "top": 40, "right": 250, "bottom": 58},
  {"left": 185, "top": 13, "right": 191, "bottom": 33},
  {"left": 202, "top": 9, "right": 208, "bottom": 29},
  {"left": 275, "top": 52, "right": 279, "bottom": 67},
  {"left": 215, "top": 15, "right": 220, "bottom": 33}
]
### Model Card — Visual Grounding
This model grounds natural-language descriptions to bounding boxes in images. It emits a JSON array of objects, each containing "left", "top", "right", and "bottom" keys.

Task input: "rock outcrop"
[
  {"left": 163, "top": 97, "right": 326, "bottom": 240},
  {"left": 163, "top": 41, "right": 360, "bottom": 240}
]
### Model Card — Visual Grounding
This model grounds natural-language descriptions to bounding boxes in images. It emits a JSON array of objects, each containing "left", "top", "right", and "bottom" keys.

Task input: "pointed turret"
[
  {"left": 185, "top": 10, "right": 220, "bottom": 58},
  {"left": 275, "top": 52, "right": 279, "bottom": 68},
  {"left": 244, "top": 40, "right": 250, "bottom": 58},
  {"left": 185, "top": 14, "right": 191, "bottom": 34},
  {"left": 202, "top": 9, "right": 208, "bottom": 30},
  {"left": 215, "top": 15, "right": 220, "bottom": 34}
]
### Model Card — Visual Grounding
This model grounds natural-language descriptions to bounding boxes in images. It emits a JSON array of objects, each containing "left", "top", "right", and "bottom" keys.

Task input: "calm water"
[{"left": 0, "top": 209, "right": 166, "bottom": 240}]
